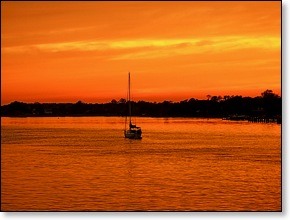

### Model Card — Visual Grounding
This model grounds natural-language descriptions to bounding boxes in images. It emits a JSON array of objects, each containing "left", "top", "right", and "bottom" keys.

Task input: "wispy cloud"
[
  {"left": 2, "top": 36, "right": 280, "bottom": 61},
  {"left": 110, "top": 36, "right": 280, "bottom": 60}
]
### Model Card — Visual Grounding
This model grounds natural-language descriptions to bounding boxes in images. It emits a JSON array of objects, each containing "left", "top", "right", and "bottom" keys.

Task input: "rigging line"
[
  {"left": 128, "top": 72, "right": 131, "bottom": 125},
  {"left": 125, "top": 72, "right": 129, "bottom": 130},
  {"left": 131, "top": 92, "right": 138, "bottom": 125}
]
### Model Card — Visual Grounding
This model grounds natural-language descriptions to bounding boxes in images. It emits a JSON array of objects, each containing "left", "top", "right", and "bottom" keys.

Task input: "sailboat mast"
[{"left": 128, "top": 72, "right": 131, "bottom": 126}]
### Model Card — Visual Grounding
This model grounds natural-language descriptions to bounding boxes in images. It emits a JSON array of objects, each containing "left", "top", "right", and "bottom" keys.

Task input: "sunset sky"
[{"left": 1, "top": 1, "right": 281, "bottom": 105}]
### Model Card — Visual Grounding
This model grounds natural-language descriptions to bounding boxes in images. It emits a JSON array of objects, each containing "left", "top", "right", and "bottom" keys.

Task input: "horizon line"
[{"left": 1, "top": 93, "right": 281, "bottom": 106}]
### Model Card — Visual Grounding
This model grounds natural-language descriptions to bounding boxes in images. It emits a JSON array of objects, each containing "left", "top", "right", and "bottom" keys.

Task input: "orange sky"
[{"left": 1, "top": 1, "right": 281, "bottom": 105}]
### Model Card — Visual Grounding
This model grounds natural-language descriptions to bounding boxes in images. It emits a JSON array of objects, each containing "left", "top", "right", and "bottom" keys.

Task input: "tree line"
[{"left": 1, "top": 90, "right": 281, "bottom": 119}]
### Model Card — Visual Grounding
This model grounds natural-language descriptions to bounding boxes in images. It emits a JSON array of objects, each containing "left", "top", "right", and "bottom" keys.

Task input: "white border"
[{"left": 0, "top": 1, "right": 286, "bottom": 219}]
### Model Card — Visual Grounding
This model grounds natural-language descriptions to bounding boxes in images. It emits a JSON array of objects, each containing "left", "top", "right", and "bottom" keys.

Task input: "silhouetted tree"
[
  {"left": 118, "top": 98, "right": 126, "bottom": 104},
  {"left": 261, "top": 89, "right": 279, "bottom": 99},
  {"left": 111, "top": 99, "right": 117, "bottom": 104},
  {"left": 261, "top": 90, "right": 281, "bottom": 117},
  {"left": 223, "top": 95, "right": 230, "bottom": 101},
  {"left": 211, "top": 96, "right": 218, "bottom": 102}
]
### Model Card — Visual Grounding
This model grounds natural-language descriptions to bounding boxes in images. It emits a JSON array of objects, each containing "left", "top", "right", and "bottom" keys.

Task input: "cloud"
[
  {"left": 2, "top": 36, "right": 280, "bottom": 61},
  {"left": 110, "top": 36, "right": 280, "bottom": 60}
]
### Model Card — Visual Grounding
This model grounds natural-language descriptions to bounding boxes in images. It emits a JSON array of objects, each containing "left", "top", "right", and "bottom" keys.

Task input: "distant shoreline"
[
  {"left": 0, "top": 114, "right": 223, "bottom": 119},
  {"left": 1, "top": 90, "right": 281, "bottom": 123},
  {"left": 1, "top": 114, "right": 281, "bottom": 124}
]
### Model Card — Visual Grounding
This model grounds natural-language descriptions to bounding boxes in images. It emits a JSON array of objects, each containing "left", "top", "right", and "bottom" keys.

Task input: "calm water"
[{"left": 1, "top": 117, "right": 281, "bottom": 211}]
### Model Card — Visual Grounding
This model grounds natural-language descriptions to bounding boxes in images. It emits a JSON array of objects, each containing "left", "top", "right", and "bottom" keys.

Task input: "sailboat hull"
[{"left": 124, "top": 130, "right": 142, "bottom": 139}]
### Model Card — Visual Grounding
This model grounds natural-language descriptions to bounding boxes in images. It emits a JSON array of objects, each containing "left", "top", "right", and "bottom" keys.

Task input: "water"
[{"left": 1, "top": 117, "right": 281, "bottom": 211}]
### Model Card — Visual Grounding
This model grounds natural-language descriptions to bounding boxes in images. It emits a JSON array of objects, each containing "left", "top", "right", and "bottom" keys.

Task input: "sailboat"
[{"left": 124, "top": 72, "right": 142, "bottom": 139}]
